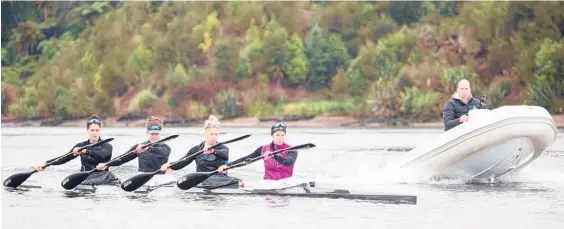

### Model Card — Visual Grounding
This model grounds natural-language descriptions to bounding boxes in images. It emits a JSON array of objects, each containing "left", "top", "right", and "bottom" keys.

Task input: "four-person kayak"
[
  {"left": 62, "top": 178, "right": 417, "bottom": 205},
  {"left": 2, "top": 115, "right": 417, "bottom": 205}
]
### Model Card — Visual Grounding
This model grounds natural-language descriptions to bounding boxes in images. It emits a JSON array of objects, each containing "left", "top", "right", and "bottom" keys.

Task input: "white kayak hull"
[{"left": 386, "top": 105, "right": 557, "bottom": 182}]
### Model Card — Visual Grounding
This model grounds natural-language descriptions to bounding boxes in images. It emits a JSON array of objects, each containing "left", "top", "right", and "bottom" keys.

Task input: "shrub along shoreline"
[
  {"left": 0, "top": 115, "right": 436, "bottom": 128},
  {"left": 3, "top": 113, "right": 564, "bottom": 129}
]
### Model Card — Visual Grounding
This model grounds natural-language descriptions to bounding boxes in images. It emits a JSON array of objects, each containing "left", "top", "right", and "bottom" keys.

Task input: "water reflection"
[
  {"left": 426, "top": 182, "right": 555, "bottom": 193},
  {"left": 125, "top": 194, "right": 159, "bottom": 203},
  {"left": 264, "top": 196, "right": 292, "bottom": 208},
  {"left": 180, "top": 194, "right": 228, "bottom": 204}
]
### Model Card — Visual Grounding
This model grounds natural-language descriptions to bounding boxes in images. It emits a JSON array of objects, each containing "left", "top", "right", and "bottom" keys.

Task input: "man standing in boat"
[{"left": 442, "top": 79, "right": 488, "bottom": 131}]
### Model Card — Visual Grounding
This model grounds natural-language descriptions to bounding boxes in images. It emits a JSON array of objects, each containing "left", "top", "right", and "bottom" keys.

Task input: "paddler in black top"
[
  {"left": 96, "top": 116, "right": 171, "bottom": 172},
  {"left": 160, "top": 115, "right": 239, "bottom": 188},
  {"left": 35, "top": 115, "right": 118, "bottom": 185}
]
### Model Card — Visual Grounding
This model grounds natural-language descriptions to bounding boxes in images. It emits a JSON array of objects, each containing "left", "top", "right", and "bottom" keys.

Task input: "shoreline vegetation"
[
  {"left": 2, "top": 2, "right": 564, "bottom": 127},
  {"left": 3, "top": 114, "right": 564, "bottom": 128}
]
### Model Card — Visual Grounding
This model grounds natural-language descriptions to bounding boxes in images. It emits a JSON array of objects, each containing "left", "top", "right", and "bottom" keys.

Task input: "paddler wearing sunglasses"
[
  {"left": 34, "top": 115, "right": 118, "bottom": 185},
  {"left": 160, "top": 115, "right": 240, "bottom": 189},
  {"left": 218, "top": 118, "right": 298, "bottom": 181},
  {"left": 96, "top": 116, "right": 171, "bottom": 172}
]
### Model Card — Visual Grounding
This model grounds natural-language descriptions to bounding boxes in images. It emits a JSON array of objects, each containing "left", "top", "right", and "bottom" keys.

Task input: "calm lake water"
[{"left": 2, "top": 127, "right": 564, "bottom": 229}]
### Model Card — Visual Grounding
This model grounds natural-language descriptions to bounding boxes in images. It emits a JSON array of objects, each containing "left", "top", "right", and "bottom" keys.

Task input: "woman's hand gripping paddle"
[
  {"left": 3, "top": 138, "right": 115, "bottom": 188},
  {"left": 60, "top": 135, "right": 179, "bottom": 190},
  {"left": 176, "top": 143, "right": 316, "bottom": 190},
  {"left": 119, "top": 134, "right": 252, "bottom": 192}
]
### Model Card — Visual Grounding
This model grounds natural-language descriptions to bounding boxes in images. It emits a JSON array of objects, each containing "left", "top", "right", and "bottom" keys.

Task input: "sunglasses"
[
  {"left": 87, "top": 118, "right": 101, "bottom": 124},
  {"left": 147, "top": 125, "right": 162, "bottom": 131},
  {"left": 273, "top": 123, "right": 286, "bottom": 128}
]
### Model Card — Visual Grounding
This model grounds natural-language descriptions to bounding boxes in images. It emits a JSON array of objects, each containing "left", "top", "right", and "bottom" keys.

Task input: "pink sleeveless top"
[{"left": 261, "top": 142, "right": 294, "bottom": 180}]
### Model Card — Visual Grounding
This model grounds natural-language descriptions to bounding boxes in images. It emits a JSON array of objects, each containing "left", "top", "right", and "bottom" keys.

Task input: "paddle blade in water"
[
  {"left": 3, "top": 171, "right": 35, "bottom": 188},
  {"left": 61, "top": 171, "right": 91, "bottom": 190},
  {"left": 120, "top": 173, "right": 155, "bottom": 192},
  {"left": 176, "top": 172, "right": 214, "bottom": 190}
]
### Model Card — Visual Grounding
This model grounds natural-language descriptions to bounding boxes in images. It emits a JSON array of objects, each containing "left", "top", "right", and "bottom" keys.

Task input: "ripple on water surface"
[{"left": 2, "top": 127, "right": 564, "bottom": 229}]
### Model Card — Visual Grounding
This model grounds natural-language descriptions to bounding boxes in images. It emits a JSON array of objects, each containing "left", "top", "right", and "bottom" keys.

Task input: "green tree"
[
  {"left": 224, "top": 2, "right": 264, "bottom": 36},
  {"left": 306, "top": 24, "right": 350, "bottom": 91},
  {"left": 529, "top": 38, "right": 564, "bottom": 113},
  {"left": 388, "top": 1, "right": 422, "bottom": 25},
  {"left": 212, "top": 39, "right": 241, "bottom": 82},
  {"left": 262, "top": 18, "right": 291, "bottom": 87},
  {"left": 283, "top": 33, "right": 309, "bottom": 86},
  {"left": 330, "top": 68, "right": 349, "bottom": 99}
]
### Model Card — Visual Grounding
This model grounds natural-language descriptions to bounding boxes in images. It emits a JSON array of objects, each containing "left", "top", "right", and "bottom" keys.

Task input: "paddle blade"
[
  {"left": 176, "top": 172, "right": 214, "bottom": 190},
  {"left": 120, "top": 173, "right": 156, "bottom": 192},
  {"left": 3, "top": 171, "right": 35, "bottom": 188},
  {"left": 61, "top": 171, "right": 91, "bottom": 190}
]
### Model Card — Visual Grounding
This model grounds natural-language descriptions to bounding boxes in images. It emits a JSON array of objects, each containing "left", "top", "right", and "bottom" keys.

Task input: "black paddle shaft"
[
  {"left": 106, "top": 134, "right": 180, "bottom": 167},
  {"left": 226, "top": 143, "right": 316, "bottom": 171},
  {"left": 3, "top": 138, "right": 115, "bottom": 188},
  {"left": 119, "top": 134, "right": 251, "bottom": 192},
  {"left": 45, "top": 138, "right": 116, "bottom": 169},
  {"left": 61, "top": 135, "right": 179, "bottom": 190},
  {"left": 168, "top": 134, "right": 252, "bottom": 171},
  {"left": 176, "top": 143, "right": 316, "bottom": 190}
]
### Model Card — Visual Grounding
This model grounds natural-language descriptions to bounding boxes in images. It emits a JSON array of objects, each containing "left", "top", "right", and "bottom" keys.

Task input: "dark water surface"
[{"left": 2, "top": 127, "right": 564, "bottom": 229}]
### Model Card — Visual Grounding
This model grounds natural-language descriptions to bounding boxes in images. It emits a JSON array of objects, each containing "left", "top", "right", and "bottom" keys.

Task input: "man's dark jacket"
[{"left": 443, "top": 93, "right": 487, "bottom": 131}]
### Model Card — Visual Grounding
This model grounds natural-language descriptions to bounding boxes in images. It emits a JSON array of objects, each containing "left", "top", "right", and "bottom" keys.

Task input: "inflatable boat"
[{"left": 386, "top": 105, "right": 557, "bottom": 183}]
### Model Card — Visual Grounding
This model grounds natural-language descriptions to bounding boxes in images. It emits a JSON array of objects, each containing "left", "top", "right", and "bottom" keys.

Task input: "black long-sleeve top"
[
  {"left": 228, "top": 143, "right": 297, "bottom": 166},
  {"left": 170, "top": 141, "right": 229, "bottom": 172},
  {"left": 46, "top": 138, "right": 113, "bottom": 171},
  {"left": 110, "top": 141, "right": 171, "bottom": 172},
  {"left": 443, "top": 95, "right": 487, "bottom": 131}
]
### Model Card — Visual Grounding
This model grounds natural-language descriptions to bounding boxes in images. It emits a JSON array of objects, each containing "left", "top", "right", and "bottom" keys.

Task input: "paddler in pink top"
[{"left": 219, "top": 118, "right": 297, "bottom": 180}]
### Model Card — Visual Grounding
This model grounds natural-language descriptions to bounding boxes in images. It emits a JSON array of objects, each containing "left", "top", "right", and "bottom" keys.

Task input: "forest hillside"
[{"left": 2, "top": 1, "right": 564, "bottom": 125}]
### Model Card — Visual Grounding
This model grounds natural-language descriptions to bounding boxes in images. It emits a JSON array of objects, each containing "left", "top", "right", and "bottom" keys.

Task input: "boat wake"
[{"left": 322, "top": 154, "right": 564, "bottom": 188}]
